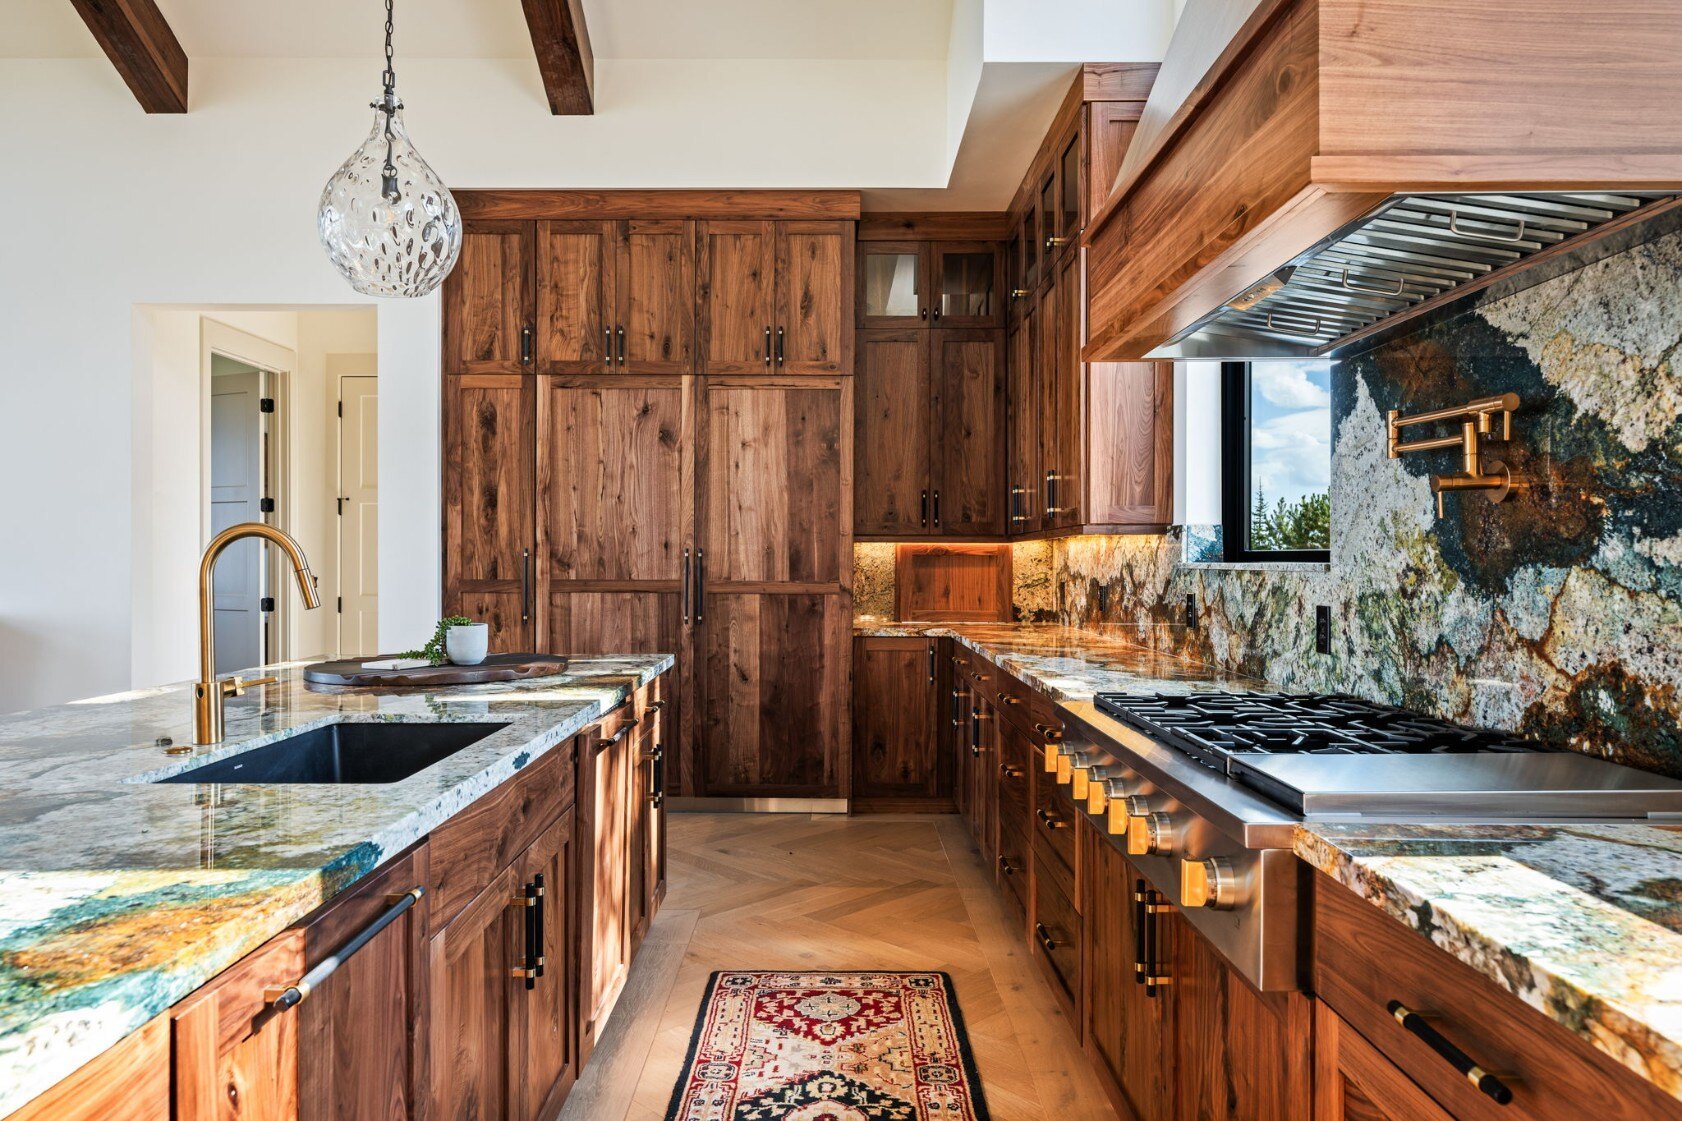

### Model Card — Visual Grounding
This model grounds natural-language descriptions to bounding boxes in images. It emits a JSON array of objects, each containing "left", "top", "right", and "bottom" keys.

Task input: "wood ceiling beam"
[
  {"left": 67, "top": 0, "right": 188, "bottom": 113},
  {"left": 520, "top": 0, "right": 594, "bottom": 115}
]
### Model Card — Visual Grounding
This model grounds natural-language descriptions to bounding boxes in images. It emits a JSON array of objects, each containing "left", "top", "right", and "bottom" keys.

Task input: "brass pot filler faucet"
[
  {"left": 194, "top": 522, "right": 321, "bottom": 744},
  {"left": 1386, "top": 393, "right": 1528, "bottom": 518}
]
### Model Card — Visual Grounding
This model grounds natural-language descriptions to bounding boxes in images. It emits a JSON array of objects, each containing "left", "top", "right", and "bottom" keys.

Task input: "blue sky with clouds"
[{"left": 1249, "top": 360, "right": 1331, "bottom": 506}]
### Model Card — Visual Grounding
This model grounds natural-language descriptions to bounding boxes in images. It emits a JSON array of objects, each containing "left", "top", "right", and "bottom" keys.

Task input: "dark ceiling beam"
[
  {"left": 67, "top": 0, "right": 188, "bottom": 113},
  {"left": 520, "top": 0, "right": 594, "bottom": 115}
]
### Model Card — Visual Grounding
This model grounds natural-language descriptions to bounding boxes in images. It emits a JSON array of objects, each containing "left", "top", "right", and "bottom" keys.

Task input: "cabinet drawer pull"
[
  {"left": 648, "top": 699, "right": 666, "bottom": 712},
  {"left": 599, "top": 716, "right": 640, "bottom": 749},
  {"left": 998, "top": 855, "right": 1016, "bottom": 875},
  {"left": 1036, "top": 808, "right": 1068, "bottom": 830},
  {"left": 266, "top": 887, "right": 425, "bottom": 1010},
  {"left": 1034, "top": 922, "right": 1058, "bottom": 952},
  {"left": 1387, "top": 1002, "right": 1514, "bottom": 1105},
  {"left": 1000, "top": 694, "right": 1020, "bottom": 706},
  {"left": 999, "top": 763, "right": 1023, "bottom": 779},
  {"left": 511, "top": 878, "right": 540, "bottom": 989}
]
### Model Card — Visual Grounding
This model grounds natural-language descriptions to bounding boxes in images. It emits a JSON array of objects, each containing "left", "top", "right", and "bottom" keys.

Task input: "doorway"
[
  {"left": 208, "top": 353, "right": 287, "bottom": 674},
  {"left": 337, "top": 366, "right": 379, "bottom": 657}
]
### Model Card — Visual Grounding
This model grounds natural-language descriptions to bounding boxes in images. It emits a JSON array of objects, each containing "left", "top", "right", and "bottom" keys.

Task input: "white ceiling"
[{"left": 1, "top": 0, "right": 957, "bottom": 60}]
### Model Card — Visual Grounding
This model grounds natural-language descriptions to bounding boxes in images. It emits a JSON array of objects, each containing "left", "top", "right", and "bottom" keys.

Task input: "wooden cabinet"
[
  {"left": 536, "top": 219, "right": 695, "bottom": 375},
  {"left": 628, "top": 687, "right": 668, "bottom": 948},
  {"left": 427, "top": 863, "right": 520, "bottom": 1121},
  {"left": 580, "top": 710, "right": 636, "bottom": 1050},
  {"left": 515, "top": 810, "right": 578, "bottom": 1121},
  {"left": 1315, "top": 1003, "right": 1456, "bottom": 1121},
  {"left": 443, "top": 222, "right": 534, "bottom": 376},
  {"left": 8, "top": 1015, "right": 170, "bottom": 1121},
  {"left": 442, "top": 374, "right": 534, "bottom": 652},
  {"left": 1007, "top": 303, "right": 1039, "bottom": 533},
  {"left": 858, "top": 241, "right": 928, "bottom": 328},
  {"left": 852, "top": 636, "right": 945, "bottom": 807},
  {"left": 854, "top": 329, "right": 1004, "bottom": 538},
  {"left": 930, "top": 243, "right": 1004, "bottom": 329},
  {"left": 700, "top": 220, "right": 851, "bottom": 375}
]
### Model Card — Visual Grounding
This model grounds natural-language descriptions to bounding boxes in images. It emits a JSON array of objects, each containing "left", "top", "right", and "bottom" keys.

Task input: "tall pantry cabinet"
[{"left": 441, "top": 192, "right": 856, "bottom": 802}]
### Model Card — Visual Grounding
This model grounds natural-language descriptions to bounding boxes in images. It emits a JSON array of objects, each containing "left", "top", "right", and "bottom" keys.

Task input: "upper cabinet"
[
  {"left": 443, "top": 222, "right": 534, "bottom": 375},
  {"left": 1085, "top": 0, "right": 1682, "bottom": 360},
  {"left": 699, "top": 219, "right": 852, "bottom": 374},
  {"left": 932, "top": 243, "right": 1003, "bottom": 329},
  {"left": 536, "top": 219, "right": 694, "bottom": 375},
  {"left": 859, "top": 241, "right": 1003, "bottom": 330},
  {"left": 858, "top": 242, "right": 927, "bottom": 328}
]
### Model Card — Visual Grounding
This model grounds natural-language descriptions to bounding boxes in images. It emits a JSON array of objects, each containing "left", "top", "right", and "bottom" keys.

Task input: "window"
[{"left": 1221, "top": 360, "right": 1331, "bottom": 561}]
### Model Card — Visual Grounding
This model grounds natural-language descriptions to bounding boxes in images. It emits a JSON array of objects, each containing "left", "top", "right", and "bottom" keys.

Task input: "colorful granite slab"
[
  {"left": 0, "top": 654, "right": 671, "bottom": 1118},
  {"left": 1298, "top": 822, "right": 1682, "bottom": 1101},
  {"left": 854, "top": 621, "right": 1271, "bottom": 700}
]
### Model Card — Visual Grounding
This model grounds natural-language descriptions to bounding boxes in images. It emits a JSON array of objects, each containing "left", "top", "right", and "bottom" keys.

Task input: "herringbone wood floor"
[{"left": 559, "top": 813, "right": 1119, "bottom": 1121}]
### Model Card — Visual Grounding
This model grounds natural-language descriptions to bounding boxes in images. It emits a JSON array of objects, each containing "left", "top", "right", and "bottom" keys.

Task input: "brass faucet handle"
[{"left": 223, "top": 675, "right": 279, "bottom": 698}]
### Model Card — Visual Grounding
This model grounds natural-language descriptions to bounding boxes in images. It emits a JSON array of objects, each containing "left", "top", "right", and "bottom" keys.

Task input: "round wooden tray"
[{"left": 302, "top": 653, "right": 571, "bottom": 688}]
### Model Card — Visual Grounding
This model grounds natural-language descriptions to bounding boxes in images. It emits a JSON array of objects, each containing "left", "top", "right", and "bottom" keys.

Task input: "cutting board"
[{"left": 302, "top": 653, "right": 571, "bottom": 688}]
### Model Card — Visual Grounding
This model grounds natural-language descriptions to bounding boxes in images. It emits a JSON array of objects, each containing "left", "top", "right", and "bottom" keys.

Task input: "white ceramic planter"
[{"left": 445, "top": 623, "right": 489, "bottom": 666}]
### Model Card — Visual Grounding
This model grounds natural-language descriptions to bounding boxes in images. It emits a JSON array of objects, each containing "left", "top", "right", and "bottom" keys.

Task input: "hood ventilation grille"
[{"left": 1157, "top": 191, "right": 1676, "bottom": 358}]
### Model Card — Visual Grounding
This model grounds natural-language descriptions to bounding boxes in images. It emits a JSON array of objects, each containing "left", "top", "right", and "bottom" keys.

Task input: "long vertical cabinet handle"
[
  {"left": 681, "top": 548, "right": 691, "bottom": 625},
  {"left": 520, "top": 325, "right": 533, "bottom": 366},
  {"left": 927, "top": 644, "right": 936, "bottom": 683},
  {"left": 520, "top": 549, "right": 531, "bottom": 623},
  {"left": 514, "top": 879, "right": 539, "bottom": 989},
  {"left": 532, "top": 873, "right": 547, "bottom": 978},
  {"left": 933, "top": 490, "right": 941, "bottom": 528},
  {"left": 775, "top": 326, "right": 785, "bottom": 367},
  {"left": 617, "top": 325, "right": 626, "bottom": 365},
  {"left": 604, "top": 327, "right": 613, "bottom": 366},
  {"left": 920, "top": 490, "right": 929, "bottom": 528},
  {"left": 763, "top": 326, "right": 772, "bottom": 367},
  {"left": 694, "top": 548, "right": 705, "bottom": 625}
]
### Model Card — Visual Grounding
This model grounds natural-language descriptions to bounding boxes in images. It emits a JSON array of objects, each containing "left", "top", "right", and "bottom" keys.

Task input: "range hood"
[
  {"left": 1153, "top": 190, "right": 1679, "bottom": 359},
  {"left": 1083, "top": 0, "right": 1682, "bottom": 363}
]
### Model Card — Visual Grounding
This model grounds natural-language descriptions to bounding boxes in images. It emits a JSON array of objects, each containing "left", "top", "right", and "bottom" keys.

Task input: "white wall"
[
  {"left": 0, "top": 54, "right": 949, "bottom": 711},
  {"left": 983, "top": 0, "right": 1178, "bottom": 62}
]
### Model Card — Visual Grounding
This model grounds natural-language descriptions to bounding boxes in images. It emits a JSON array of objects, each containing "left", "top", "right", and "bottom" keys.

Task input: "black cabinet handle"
[
  {"left": 775, "top": 326, "right": 785, "bottom": 366},
  {"left": 920, "top": 489, "right": 928, "bottom": 528},
  {"left": 932, "top": 304, "right": 942, "bottom": 322},
  {"left": 1134, "top": 882, "right": 1171, "bottom": 997},
  {"left": 1034, "top": 921, "right": 1058, "bottom": 953},
  {"left": 950, "top": 687, "right": 963, "bottom": 728},
  {"left": 969, "top": 708, "right": 981, "bottom": 753},
  {"left": 763, "top": 326, "right": 772, "bottom": 367},
  {"left": 604, "top": 326, "right": 614, "bottom": 365},
  {"left": 1036, "top": 807, "right": 1068, "bottom": 831},
  {"left": 932, "top": 490, "right": 941, "bottom": 528},
  {"left": 927, "top": 644, "right": 936, "bottom": 682},
  {"left": 998, "top": 855, "right": 1016, "bottom": 876},
  {"left": 266, "top": 887, "right": 425, "bottom": 1010},
  {"left": 520, "top": 549, "right": 531, "bottom": 623},
  {"left": 599, "top": 716, "right": 641, "bottom": 750},
  {"left": 920, "top": 306, "right": 928, "bottom": 321},
  {"left": 999, "top": 763, "right": 1023, "bottom": 779},
  {"left": 516, "top": 879, "right": 539, "bottom": 989},
  {"left": 681, "top": 548, "right": 691, "bottom": 624},
  {"left": 617, "top": 325, "right": 626, "bottom": 365},
  {"left": 694, "top": 547, "right": 705, "bottom": 624},
  {"left": 532, "top": 872, "right": 547, "bottom": 978},
  {"left": 1387, "top": 1002, "right": 1514, "bottom": 1105},
  {"left": 520, "top": 325, "right": 533, "bottom": 365}
]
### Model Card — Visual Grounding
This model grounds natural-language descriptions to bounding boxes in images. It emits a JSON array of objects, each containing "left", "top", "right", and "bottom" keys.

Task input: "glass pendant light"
[{"left": 317, "top": 0, "right": 461, "bottom": 298}]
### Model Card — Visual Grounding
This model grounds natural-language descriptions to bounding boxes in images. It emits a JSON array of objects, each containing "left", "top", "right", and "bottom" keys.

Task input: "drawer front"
[
  {"left": 996, "top": 814, "right": 1030, "bottom": 917},
  {"left": 996, "top": 732, "right": 1031, "bottom": 828},
  {"left": 430, "top": 730, "right": 579, "bottom": 928},
  {"left": 1033, "top": 849, "right": 1082, "bottom": 1005},
  {"left": 1314, "top": 873, "right": 1682, "bottom": 1121},
  {"left": 1033, "top": 763, "right": 1077, "bottom": 884}
]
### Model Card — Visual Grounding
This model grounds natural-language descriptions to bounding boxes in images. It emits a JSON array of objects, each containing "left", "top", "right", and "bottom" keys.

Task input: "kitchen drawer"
[
  {"left": 1032, "top": 763, "right": 1078, "bottom": 889},
  {"left": 430, "top": 728, "right": 579, "bottom": 928},
  {"left": 996, "top": 814, "right": 1030, "bottom": 920},
  {"left": 1032, "top": 849, "right": 1082, "bottom": 1011},
  {"left": 1314, "top": 872, "right": 1682, "bottom": 1121}
]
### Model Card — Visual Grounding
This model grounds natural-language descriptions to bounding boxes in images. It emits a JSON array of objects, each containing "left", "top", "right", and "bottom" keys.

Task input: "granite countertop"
[
  {"left": 0, "top": 654, "right": 671, "bottom": 1117},
  {"left": 853, "top": 620, "right": 1271, "bottom": 700},
  {"left": 1298, "top": 823, "right": 1682, "bottom": 1102}
]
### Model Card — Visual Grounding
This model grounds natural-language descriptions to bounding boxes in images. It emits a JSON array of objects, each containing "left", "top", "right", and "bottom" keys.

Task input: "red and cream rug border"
[{"left": 664, "top": 970, "right": 992, "bottom": 1121}]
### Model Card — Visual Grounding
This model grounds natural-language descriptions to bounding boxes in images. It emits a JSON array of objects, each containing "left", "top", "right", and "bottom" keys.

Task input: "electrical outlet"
[
  {"left": 1315, "top": 605, "right": 1332, "bottom": 655},
  {"left": 1185, "top": 593, "right": 1198, "bottom": 629},
  {"left": 1097, "top": 583, "right": 1111, "bottom": 613}
]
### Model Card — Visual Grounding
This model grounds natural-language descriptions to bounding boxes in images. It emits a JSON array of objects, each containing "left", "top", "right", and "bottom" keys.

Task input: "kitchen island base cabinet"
[
  {"left": 6, "top": 1015, "right": 170, "bottom": 1121},
  {"left": 851, "top": 636, "right": 948, "bottom": 810}
]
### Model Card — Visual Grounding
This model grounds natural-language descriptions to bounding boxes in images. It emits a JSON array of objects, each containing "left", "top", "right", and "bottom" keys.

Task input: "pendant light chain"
[{"left": 377, "top": 0, "right": 400, "bottom": 201}]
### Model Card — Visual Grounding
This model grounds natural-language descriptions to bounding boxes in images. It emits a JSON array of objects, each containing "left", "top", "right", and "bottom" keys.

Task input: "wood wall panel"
[{"left": 893, "top": 545, "right": 1011, "bottom": 623}]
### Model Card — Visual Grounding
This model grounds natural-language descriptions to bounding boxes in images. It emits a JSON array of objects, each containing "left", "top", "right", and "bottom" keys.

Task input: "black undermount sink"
[{"left": 153, "top": 721, "right": 511, "bottom": 784}]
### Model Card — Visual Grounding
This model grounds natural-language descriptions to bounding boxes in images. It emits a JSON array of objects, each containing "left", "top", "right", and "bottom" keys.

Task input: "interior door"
[
  {"left": 337, "top": 375, "right": 378, "bottom": 658},
  {"left": 516, "top": 809, "right": 577, "bottom": 1121},
  {"left": 854, "top": 330, "right": 933, "bottom": 536},
  {"left": 443, "top": 375, "right": 534, "bottom": 652},
  {"left": 443, "top": 221, "right": 533, "bottom": 375},
  {"left": 210, "top": 367, "right": 264, "bottom": 674},
  {"left": 933, "top": 329, "right": 1005, "bottom": 536},
  {"left": 426, "top": 866, "right": 520, "bottom": 1121},
  {"left": 774, "top": 221, "right": 849, "bottom": 374},
  {"left": 696, "top": 377, "right": 851, "bottom": 797},
  {"left": 615, "top": 219, "right": 695, "bottom": 374},
  {"left": 536, "top": 220, "right": 615, "bottom": 375},
  {"left": 697, "top": 220, "right": 774, "bottom": 374}
]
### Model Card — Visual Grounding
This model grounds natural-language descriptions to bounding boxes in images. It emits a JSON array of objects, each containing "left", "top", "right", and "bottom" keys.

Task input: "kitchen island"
[{"left": 0, "top": 654, "right": 671, "bottom": 1119}]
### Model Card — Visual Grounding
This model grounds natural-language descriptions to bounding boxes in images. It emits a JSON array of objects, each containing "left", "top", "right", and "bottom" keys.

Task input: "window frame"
[{"left": 1220, "top": 360, "right": 1331, "bottom": 563}]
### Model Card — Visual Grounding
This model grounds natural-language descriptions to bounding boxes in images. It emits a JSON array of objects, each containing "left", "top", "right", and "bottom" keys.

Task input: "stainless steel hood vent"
[{"left": 1150, "top": 191, "right": 1678, "bottom": 359}]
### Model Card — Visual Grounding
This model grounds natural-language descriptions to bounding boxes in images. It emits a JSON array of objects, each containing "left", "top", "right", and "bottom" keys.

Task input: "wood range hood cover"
[{"left": 1083, "top": 0, "right": 1682, "bottom": 361}]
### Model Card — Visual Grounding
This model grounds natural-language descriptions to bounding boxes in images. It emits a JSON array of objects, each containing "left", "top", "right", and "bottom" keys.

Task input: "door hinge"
[
  {"left": 259, "top": 397, "right": 275, "bottom": 414},
  {"left": 259, "top": 497, "right": 275, "bottom": 514},
  {"left": 259, "top": 596, "right": 276, "bottom": 613}
]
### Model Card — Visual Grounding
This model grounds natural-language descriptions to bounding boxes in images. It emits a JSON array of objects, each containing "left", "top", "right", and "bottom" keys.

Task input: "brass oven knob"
[
  {"left": 1181, "top": 857, "right": 1238, "bottom": 910},
  {"left": 1054, "top": 746, "right": 1077, "bottom": 785},
  {"left": 1127, "top": 811, "right": 1174, "bottom": 857},
  {"left": 1084, "top": 768, "right": 1117, "bottom": 814}
]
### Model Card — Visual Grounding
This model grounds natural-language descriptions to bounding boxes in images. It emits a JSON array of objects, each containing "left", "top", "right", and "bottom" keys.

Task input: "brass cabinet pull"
[
  {"left": 999, "top": 763, "right": 1023, "bottom": 779},
  {"left": 1000, "top": 694, "right": 1020, "bottom": 706},
  {"left": 1034, "top": 921, "right": 1058, "bottom": 953},
  {"left": 1133, "top": 882, "right": 1172, "bottom": 996},
  {"left": 1387, "top": 1002, "right": 1515, "bottom": 1105},
  {"left": 266, "top": 887, "right": 425, "bottom": 1010},
  {"left": 1036, "top": 808, "right": 1068, "bottom": 831}
]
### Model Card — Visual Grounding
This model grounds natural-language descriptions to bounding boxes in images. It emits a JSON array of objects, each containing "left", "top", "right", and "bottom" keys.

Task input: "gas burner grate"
[{"left": 1094, "top": 692, "right": 1542, "bottom": 774}]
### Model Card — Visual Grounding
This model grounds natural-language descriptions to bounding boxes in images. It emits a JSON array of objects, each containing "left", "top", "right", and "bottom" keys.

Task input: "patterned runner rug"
[{"left": 665, "top": 971, "right": 991, "bottom": 1120}]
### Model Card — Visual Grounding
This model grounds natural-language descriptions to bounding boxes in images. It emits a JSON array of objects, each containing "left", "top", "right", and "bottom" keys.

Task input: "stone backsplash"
[{"left": 1057, "top": 226, "right": 1682, "bottom": 777}]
